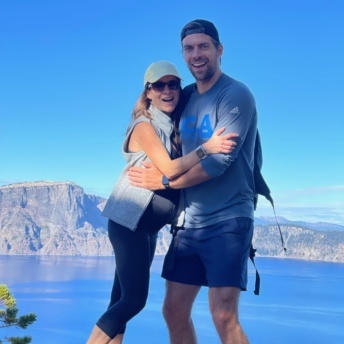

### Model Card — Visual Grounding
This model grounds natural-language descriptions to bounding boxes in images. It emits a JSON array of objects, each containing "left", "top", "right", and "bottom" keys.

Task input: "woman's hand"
[
  {"left": 127, "top": 161, "right": 164, "bottom": 190},
  {"left": 202, "top": 127, "right": 238, "bottom": 155}
]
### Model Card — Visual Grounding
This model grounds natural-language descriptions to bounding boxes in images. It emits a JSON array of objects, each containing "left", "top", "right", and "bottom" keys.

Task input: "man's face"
[{"left": 182, "top": 33, "right": 222, "bottom": 82}]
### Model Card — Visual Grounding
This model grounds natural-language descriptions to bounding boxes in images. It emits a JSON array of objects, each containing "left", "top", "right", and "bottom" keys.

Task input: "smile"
[{"left": 192, "top": 62, "right": 206, "bottom": 68}]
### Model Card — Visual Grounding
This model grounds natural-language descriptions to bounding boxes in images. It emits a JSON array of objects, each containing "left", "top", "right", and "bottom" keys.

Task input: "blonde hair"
[{"left": 131, "top": 87, "right": 152, "bottom": 120}]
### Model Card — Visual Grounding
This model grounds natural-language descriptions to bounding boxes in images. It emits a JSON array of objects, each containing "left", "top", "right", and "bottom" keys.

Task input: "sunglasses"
[{"left": 147, "top": 80, "right": 180, "bottom": 92}]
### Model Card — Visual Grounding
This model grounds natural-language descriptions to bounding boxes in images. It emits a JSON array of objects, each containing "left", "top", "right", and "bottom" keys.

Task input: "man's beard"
[{"left": 189, "top": 63, "right": 216, "bottom": 82}]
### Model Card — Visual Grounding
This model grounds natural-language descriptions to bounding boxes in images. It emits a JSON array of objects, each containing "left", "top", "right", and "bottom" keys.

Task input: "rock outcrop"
[
  {"left": 0, "top": 182, "right": 111, "bottom": 255},
  {"left": 253, "top": 225, "right": 344, "bottom": 262}
]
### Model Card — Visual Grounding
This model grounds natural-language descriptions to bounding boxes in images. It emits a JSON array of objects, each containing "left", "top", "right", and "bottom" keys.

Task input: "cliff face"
[
  {"left": 1, "top": 181, "right": 344, "bottom": 262},
  {"left": 0, "top": 181, "right": 172, "bottom": 256},
  {"left": 0, "top": 182, "right": 111, "bottom": 255},
  {"left": 253, "top": 225, "right": 344, "bottom": 262}
]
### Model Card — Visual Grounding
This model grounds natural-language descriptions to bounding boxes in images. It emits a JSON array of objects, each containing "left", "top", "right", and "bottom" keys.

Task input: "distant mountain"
[
  {"left": 253, "top": 224, "right": 344, "bottom": 261},
  {"left": 1, "top": 181, "right": 343, "bottom": 262},
  {"left": 255, "top": 216, "right": 344, "bottom": 231}
]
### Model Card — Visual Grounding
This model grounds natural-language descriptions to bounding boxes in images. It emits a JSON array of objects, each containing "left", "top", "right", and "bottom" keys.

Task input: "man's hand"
[{"left": 127, "top": 161, "right": 164, "bottom": 190}]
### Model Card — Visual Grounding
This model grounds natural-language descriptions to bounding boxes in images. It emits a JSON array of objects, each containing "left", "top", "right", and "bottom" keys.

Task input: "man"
[{"left": 128, "top": 19, "right": 257, "bottom": 344}]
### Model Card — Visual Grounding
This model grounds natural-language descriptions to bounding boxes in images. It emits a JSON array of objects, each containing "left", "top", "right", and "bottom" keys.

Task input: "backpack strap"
[
  {"left": 249, "top": 244, "right": 260, "bottom": 295},
  {"left": 171, "top": 83, "right": 195, "bottom": 134},
  {"left": 251, "top": 132, "right": 287, "bottom": 295},
  {"left": 174, "top": 83, "right": 195, "bottom": 121},
  {"left": 164, "top": 224, "right": 181, "bottom": 270},
  {"left": 254, "top": 132, "right": 287, "bottom": 252}
]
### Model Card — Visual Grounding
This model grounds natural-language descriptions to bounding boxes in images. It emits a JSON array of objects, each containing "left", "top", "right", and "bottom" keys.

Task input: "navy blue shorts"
[{"left": 162, "top": 217, "right": 254, "bottom": 290}]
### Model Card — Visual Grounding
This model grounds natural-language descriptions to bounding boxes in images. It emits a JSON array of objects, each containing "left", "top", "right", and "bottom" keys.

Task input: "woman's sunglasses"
[{"left": 147, "top": 80, "right": 180, "bottom": 92}]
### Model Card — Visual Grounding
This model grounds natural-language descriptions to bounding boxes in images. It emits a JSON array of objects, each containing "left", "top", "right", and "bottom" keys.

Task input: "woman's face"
[{"left": 147, "top": 75, "right": 180, "bottom": 115}]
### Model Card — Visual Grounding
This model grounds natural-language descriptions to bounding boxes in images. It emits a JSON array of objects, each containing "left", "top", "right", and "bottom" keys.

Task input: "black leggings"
[{"left": 96, "top": 192, "right": 178, "bottom": 339}]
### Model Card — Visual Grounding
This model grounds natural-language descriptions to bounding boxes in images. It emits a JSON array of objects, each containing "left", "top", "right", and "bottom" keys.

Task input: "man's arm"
[
  {"left": 169, "top": 163, "right": 210, "bottom": 188},
  {"left": 128, "top": 160, "right": 210, "bottom": 190},
  {"left": 196, "top": 86, "right": 256, "bottom": 178}
]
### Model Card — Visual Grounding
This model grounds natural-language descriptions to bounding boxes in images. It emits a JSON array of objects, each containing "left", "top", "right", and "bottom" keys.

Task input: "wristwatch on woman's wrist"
[
  {"left": 196, "top": 145, "right": 207, "bottom": 159},
  {"left": 162, "top": 175, "right": 171, "bottom": 189}
]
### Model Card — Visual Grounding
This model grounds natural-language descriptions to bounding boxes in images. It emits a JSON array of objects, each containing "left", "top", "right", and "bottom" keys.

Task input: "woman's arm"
[{"left": 129, "top": 122, "right": 238, "bottom": 179}]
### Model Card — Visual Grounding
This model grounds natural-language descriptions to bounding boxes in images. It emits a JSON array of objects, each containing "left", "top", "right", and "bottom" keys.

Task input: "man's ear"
[{"left": 217, "top": 43, "right": 224, "bottom": 58}]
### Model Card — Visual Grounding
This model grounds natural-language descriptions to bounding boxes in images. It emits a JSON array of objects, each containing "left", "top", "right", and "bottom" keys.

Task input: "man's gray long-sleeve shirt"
[{"left": 179, "top": 73, "right": 257, "bottom": 228}]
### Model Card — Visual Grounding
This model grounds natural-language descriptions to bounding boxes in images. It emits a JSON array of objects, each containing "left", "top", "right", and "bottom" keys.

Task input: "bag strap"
[
  {"left": 174, "top": 83, "right": 195, "bottom": 122},
  {"left": 254, "top": 132, "right": 287, "bottom": 252},
  {"left": 249, "top": 245, "right": 260, "bottom": 295}
]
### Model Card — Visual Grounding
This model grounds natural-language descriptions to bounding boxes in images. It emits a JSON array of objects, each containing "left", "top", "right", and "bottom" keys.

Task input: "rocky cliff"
[
  {"left": 0, "top": 181, "right": 112, "bottom": 255},
  {"left": 1, "top": 181, "right": 343, "bottom": 262},
  {"left": 253, "top": 225, "right": 344, "bottom": 262}
]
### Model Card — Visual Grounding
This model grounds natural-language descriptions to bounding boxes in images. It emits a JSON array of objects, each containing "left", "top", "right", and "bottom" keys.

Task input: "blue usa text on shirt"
[{"left": 180, "top": 114, "right": 213, "bottom": 140}]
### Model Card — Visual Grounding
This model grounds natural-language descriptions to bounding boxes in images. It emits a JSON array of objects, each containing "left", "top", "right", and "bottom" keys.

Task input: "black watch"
[
  {"left": 162, "top": 175, "right": 171, "bottom": 189},
  {"left": 196, "top": 145, "right": 207, "bottom": 159}
]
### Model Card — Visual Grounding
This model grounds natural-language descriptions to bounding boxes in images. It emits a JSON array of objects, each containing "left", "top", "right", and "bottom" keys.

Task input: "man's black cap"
[{"left": 180, "top": 19, "right": 220, "bottom": 42}]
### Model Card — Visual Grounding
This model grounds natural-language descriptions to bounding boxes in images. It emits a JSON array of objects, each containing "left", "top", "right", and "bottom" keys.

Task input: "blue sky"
[{"left": 1, "top": 0, "right": 343, "bottom": 225}]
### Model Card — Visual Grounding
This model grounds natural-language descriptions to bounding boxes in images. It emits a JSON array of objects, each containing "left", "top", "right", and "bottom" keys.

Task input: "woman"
[{"left": 86, "top": 61, "right": 237, "bottom": 344}]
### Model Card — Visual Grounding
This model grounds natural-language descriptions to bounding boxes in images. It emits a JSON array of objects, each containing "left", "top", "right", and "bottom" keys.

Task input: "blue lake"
[{"left": 0, "top": 255, "right": 343, "bottom": 344}]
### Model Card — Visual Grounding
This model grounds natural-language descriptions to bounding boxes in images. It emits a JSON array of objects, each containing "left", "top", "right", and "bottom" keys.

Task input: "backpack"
[
  {"left": 251, "top": 130, "right": 286, "bottom": 294},
  {"left": 173, "top": 84, "right": 286, "bottom": 295}
]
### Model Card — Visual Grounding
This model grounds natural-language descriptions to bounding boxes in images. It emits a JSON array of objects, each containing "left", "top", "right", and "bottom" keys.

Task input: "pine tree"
[{"left": 0, "top": 284, "right": 37, "bottom": 344}]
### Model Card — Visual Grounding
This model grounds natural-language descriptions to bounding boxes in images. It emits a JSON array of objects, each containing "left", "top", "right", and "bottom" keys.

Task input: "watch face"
[
  {"left": 162, "top": 176, "right": 170, "bottom": 188},
  {"left": 196, "top": 146, "right": 206, "bottom": 158}
]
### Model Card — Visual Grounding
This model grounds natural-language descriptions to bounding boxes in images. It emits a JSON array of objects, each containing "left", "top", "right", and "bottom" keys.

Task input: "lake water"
[{"left": 0, "top": 255, "right": 343, "bottom": 344}]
